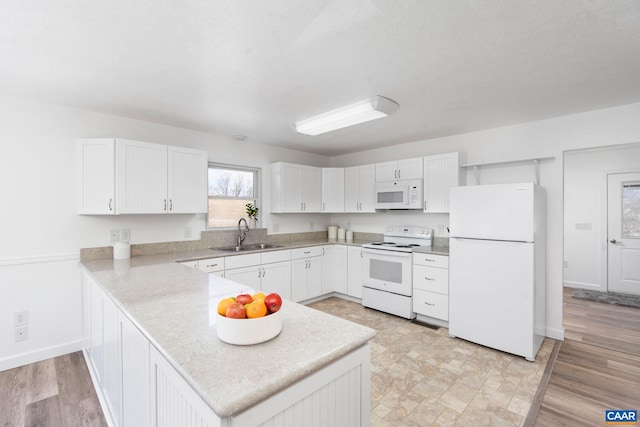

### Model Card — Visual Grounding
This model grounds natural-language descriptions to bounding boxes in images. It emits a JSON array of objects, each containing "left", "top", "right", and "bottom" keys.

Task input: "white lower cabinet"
[
  {"left": 260, "top": 261, "right": 291, "bottom": 299},
  {"left": 82, "top": 267, "right": 371, "bottom": 427},
  {"left": 291, "top": 247, "right": 322, "bottom": 302},
  {"left": 347, "top": 246, "right": 363, "bottom": 298},
  {"left": 333, "top": 245, "right": 349, "bottom": 294},
  {"left": 119, "top": 312, "right": 150, "bottom": 427},
  {"left": 223, "top": 251, "right": 292, "bottom": 299},
  {"left": 321, "top": 245, "right": 334, "bottom": 294},
  {"left": 225, "top": 265, "right": 262, "bottom": 289},
  {"left": 412, "top": 253, "right": 450, "bottom": 323}
]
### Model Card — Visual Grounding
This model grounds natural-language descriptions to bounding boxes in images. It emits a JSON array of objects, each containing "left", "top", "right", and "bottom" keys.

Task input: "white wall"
[
  {"left": 563, "top": 143, "right": 640, "bottom": 291},
  {"left": 330, "top": 102, "right": 640, "bottom": 340},
  {"left": 0, "top": 93, "right": 330, "bottom": 370}
]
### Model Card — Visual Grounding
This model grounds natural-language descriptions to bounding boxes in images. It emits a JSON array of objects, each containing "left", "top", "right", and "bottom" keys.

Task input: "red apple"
[
  {"left": 235, "top": 293, "right": 253, "bottom": 305},
  {"left": 264, "top": 293, "right": 283, "bottom": 313},
  {"left": 225, "top": 302, "right": 247, "bottom": 319}
]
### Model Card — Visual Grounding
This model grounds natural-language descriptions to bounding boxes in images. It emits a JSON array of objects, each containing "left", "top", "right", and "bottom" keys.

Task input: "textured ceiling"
[{"left": 1, "top": 1, "right": 639, "bottom": 156}]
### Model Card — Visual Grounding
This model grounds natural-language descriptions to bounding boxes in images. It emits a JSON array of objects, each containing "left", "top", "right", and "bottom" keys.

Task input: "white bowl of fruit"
[{"left": 216, "top": 292, "right": 283, "bottom": 345}]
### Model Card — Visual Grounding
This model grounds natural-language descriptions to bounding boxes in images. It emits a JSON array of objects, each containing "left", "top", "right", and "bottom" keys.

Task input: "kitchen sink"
[{"left": 213, "top": 243, "right": 283, "bottom": 252}]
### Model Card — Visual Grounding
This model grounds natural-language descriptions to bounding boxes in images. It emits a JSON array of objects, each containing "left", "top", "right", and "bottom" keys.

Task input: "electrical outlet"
[
  {"left": 120, "top": 228, "right": 131, "bottom": 241},
  {"left": 14, "top": 311, "right": 28, "bottom": 327},
  {"left": 15, "top": 327, "right": 28, "bottom": 342},
  {"left": 110, "top": 229, "right": 119, "bottom": 242},
  {"left": 437, "top": 224, "right": 445, "bottom": 235}
]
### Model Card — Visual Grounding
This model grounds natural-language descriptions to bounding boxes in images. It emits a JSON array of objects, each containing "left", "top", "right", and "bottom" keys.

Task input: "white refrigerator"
[{"left": 448, "top": 182, "right": 546, "bottom": 361}]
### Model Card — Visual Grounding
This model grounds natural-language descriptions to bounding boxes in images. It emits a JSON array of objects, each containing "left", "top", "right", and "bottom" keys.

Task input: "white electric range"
[{"left": 361, "top": 226, "right": 433, "bottom": 319}]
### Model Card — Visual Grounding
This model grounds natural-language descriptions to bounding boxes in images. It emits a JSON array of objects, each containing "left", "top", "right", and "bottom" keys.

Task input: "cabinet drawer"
[
  {"left": 413, "top": 265, "right": 448, "bottom": 294},
  {"left": 224, "top": 253, "right": 261, "bottom": 270},
  {"left": 291, "top": 246, "right": 322, "bottom": 260},
  {"left": 197, "top": 257, "right": 225, "bottom": 273},
  {"left": 179, "top": 260, "right": 199, "bottom": 269},
  {"left": 413, "top": 289, "right": 448, "bottom": 320},
  {"left": 413, "top": 253, "right": 448, "bottom": 268},
  {"left": 261, "top": 250, "right": 291, "bottom": 264}
]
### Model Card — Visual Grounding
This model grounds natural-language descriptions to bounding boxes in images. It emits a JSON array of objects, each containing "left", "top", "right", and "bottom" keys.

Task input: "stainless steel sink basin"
[{"left": 213, "top": 243, "right": 283, "bottom": 252}]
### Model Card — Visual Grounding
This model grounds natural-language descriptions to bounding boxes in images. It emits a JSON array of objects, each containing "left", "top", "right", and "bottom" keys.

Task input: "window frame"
[{"left": 206, "top": 162, "right": 261, "bottom": 230}]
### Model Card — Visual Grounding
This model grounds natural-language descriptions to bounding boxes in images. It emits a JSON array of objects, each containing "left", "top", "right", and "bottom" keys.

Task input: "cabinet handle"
[
  {"left": 322, "top": 202, "right": 325, "bottom": 211},
  {"left": 304, "top": 202, "right": 306, "bottom": 211},
  {"left": 262, "top": 267, "right": 266, "bottom": 277},
  {"left": 301, "top": 202, "right": 303, "bottom": 211},
  {"left": 322, "top": 247, "right": 325, "bottom": 256},
  {"left": 304, "top": 250, "right": 311, "bottom": 254},
  {"left": 164, "top": 199, "right": 167, "bottom": 211},
  {"left": 397, "top": 169, "right": 401, "bottom": 179},
  {"left": 425, "top": 277, "right": 435, "bottom": 281},
  {"left": 206, "top": 263, "right": 218, "bottom": 268},
  {"left": 108, "top": 198, "right": 113, "bottom": 211},
  {"left": 258, "top": 267, "right": 262, "bottom": 278},
  {"left": 424, "top": 200, "right": 427, "bottom": 210},
  {"left": 424, "top": 258, "right": 435, "bottom": 262},
  {"left": 424, "top": 301, "right": 435, "bottom": 306},
  {"left": 169, "top": 199, "right": 173, "bottom": 211}
]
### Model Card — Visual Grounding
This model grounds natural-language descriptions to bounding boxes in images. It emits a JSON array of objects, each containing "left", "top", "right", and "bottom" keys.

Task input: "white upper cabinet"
[
  {"left": 77, "top": 139, "right": 207, "bottom": 215},
  {"left": 375, "top": 157, "right": 423, "bottom": 182},
  {"left": 321, "top": 168, "right": 345, "bottom": 213},
  {"left": 270, "top": 162, "right": 321, "bottom": 213},
  {"left": 117, "top": 139, "right": 168, "bottom": 214},
  {"left": 167, "top": 146, "right": 208, "bottom": 214},
  {"left": 77, "top": 139, "right": 115, "bottom": 214},
  {"left": 423, "top": 152, "right": 464, "bottom": 213},
  {"left": 345, "top": 164, "right": 376, "bottom": 212}
]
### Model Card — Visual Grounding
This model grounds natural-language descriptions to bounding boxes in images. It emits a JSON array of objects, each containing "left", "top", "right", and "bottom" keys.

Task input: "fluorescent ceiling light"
[{"left": 294, "top": 96, "right": 399, "bottom": 136}]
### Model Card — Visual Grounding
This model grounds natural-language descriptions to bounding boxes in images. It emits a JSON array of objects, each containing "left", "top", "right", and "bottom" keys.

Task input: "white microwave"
[{"left": 374, "top": 179, "right": 423, "bottom": 209}]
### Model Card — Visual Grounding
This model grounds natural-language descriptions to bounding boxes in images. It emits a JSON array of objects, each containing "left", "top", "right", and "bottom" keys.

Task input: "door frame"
[{"left": 602, "top": 167, "right": 640, "bottom": 292}]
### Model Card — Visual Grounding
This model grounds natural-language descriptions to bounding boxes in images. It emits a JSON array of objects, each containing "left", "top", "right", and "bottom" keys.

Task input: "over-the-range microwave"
[{"left": 374, "top": 179, "right": 423, "bottom": 209}]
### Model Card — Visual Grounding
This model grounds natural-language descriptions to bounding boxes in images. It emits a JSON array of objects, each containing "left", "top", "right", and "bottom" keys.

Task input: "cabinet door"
[
  {"left": 102, "top": 295, "right": 122, "bottom": 426},
  {"left": 167, "top": 146, "right": 208, "bottom": 214},
  {"left": 261, "top": 261, "right": 291, "bottom": 300},
  {"left": 280, "top": 163, "right": 303, "bottom": 212},
  {"left": 291, "top": 258, "right": 307, "bottom": 302},
  {"left": 225, "top": 265, "right": 261, "bottom": 289},
  {"left": 344, "top": 166, "right": 360, "bottom": 213},
  {"left": 307, "top": 257, "right": 323, "bottom": 299},
  {"left": 321, "top": 168, "right": 345, "bottom": 212},
  {"left": 119, "top": 312, "right": 150, "bottom": 427},
  {"left": 301, "top": 166, "right": 322, "bottom": 212},
  {"left": 333, "top": 245, "right": 348, "bottom": 294},
  {"left": 347, "top": 246, "right": 363, "bottom": 298},
  {"left": 77, "top": 139, "right": 115, "bottom": 214},
  {"left": 398, "top": 157, "right": 423, "bottom": 180},
  {"left": 321, "top": 246, "right": 334, "bottom": 294},
  {"left": 375, "top": 161, "right": 398, "bottom": 182},
  {"left": 90, "top": 282, "right": 104, "bottom": 384},
  {"left": 423, "top": 152, "right": 460, "bottom": 213},
  {"left": 116, "top": 139, "right": 168, "bottom": 214},
  {"left": 358, "top": 164, "right": 376, "bottom": 212},
  {"left": 82, "top": 272, "right": 92, "bottom": 352}
]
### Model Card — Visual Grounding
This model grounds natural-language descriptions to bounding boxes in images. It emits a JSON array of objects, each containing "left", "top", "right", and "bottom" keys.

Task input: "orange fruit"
[
  {"left": 245, "top": 300, "right": 268, "bottom": 318},
  {"left": 252, "top": 292, "right": 266, "bottom": 301},
  {"left": 217, "top": 297, "right": 235, "bottom": 316}
]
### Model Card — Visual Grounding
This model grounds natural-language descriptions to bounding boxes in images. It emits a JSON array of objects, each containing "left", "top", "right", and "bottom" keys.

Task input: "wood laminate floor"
[
  {"left": 0, "top": 351, "right": 106, "bottom": 427},
  {"left": 532, "top": 287, "right": 640, "bottom": 426}
]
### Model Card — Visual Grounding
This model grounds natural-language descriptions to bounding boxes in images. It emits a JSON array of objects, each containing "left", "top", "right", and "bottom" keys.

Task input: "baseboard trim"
[
  {"left": 563, "top": 281, "right": 602, "bottom": 291},
  {"left": 0, "top": 339, "right": 83, "bottom": 371},
  {"left": 0, "top": 252, "right": 80, "bottom": 267}
]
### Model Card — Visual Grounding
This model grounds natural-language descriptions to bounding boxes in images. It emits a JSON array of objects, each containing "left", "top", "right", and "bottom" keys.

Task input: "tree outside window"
[{"left": 207, "top": 165, "right": 258, "bottom": 228}]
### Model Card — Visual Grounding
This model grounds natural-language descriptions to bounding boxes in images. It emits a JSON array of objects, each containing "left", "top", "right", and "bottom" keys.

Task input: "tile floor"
[{"left": 309, "top": 297, "right": 554, "bottom": 427}]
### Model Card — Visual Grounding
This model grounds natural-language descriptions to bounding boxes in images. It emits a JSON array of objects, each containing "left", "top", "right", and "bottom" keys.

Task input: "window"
[{"left": 207, "top": 164, "right": 258, "bottom": 228}]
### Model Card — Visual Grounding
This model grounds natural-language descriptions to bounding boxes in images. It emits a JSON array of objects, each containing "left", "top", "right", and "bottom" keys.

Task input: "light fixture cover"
[{"left": 294, "top": 96, "right": 399, "bottom": 136}]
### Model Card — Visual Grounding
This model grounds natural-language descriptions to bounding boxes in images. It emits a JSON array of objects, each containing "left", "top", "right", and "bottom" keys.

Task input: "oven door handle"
[{"left": 361, "top": 248, "right": 412, "bottom": 258}]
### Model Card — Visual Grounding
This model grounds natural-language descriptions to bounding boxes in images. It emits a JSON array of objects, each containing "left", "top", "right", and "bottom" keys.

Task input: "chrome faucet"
[{"left": 237, "top": 218, "right": 250, "bottom": 247}]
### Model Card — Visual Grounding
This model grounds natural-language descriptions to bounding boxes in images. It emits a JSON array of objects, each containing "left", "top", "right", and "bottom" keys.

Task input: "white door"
[
  {"left": 375, "top": 161, "right": 398, "bottom": 182},
  {"left": 321, "top": 246, "right": 334, "bottom": 294},
  {"left": 397, "top": 157, "right": 423, "bottom": 180},
  {"left": 301, "top": 166, "right": 322, "bottom": 212},
  {"left": 77, "top": 139, "right": 115, "bottom": 214},
  {"left": 344, "top": 166, "right": 360, "bottom": 212},
  {"left": 167, "top": 146, "right": 207, "bottom": 214},
  {"left": 333, "top": 245, "right": 349, "bottom": 294},
  {"left": 291, "top": 258, "right": 308, "bottom": 302},
  {"left": 359, "top": 164, "right": 376, "bottom": 212},
  {"left": 120, "top": 312, "right": 150, "bottom": 427},
  {"left": 347, "top": 246, "right": 363, "bottom": 298},
  {"left": 225, "top": 265, "right": 260, "bottom": 289},
  {"left": 306, "top": 257, "right": 323, "bottom": 299},
  {"left": 261, "top": 261, "right": 291, "bottom": 300},
  {"left": 321, "top": 168, "right": 345, "bottom": 212},
  {"left": 608, "top": 172, "right": 640, "bottom": 295}
]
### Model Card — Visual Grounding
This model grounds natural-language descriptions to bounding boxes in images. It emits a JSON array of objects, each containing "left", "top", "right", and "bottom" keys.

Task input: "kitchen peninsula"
[{"left": 81, "top": 254, "right": 375, "bottom": 427}]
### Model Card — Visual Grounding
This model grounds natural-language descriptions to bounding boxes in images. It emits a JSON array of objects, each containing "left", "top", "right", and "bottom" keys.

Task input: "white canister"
[
  {"left": 337, "top": 227, "right": 346, "bottom": 241},
  {"left": 346, "top": 230, "right": 354, "bottom": 242},
  {"left": 113, "top": 241, "right": 131, "bottom": 260},
  {"left": 328, "top": 225, "right": 338, "bottom": 240}
]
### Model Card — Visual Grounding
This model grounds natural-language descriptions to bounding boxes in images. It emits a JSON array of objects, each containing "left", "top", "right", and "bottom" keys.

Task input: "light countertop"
[{"left": 81, "top": 254, "right": 376, "bottom": 418}]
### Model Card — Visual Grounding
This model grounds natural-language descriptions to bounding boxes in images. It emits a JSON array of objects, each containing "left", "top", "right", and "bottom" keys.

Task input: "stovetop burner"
[{"left": 362, "top": 226, "right": 434, "bottom": 253}]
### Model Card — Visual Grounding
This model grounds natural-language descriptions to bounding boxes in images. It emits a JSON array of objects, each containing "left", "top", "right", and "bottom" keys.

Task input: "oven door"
[{"left": 361, "top": 248, "right": 412, "bottom": 296}]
